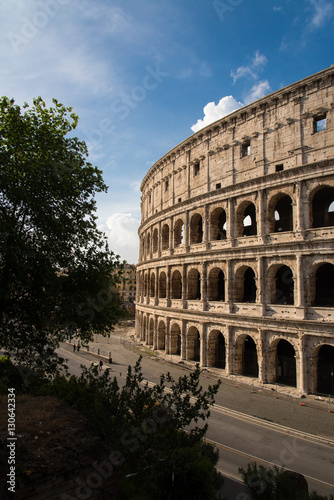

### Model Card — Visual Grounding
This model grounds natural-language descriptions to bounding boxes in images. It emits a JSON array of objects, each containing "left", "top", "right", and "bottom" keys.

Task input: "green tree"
[
  {"left": 0, "top": 96, "right": 124, "bottom": 376},
  {"left": 41, "top": 358, "right": 223, "bottom": 499},
  {"left": 239, "top": 462, "right": 334, "bottom": 500}
]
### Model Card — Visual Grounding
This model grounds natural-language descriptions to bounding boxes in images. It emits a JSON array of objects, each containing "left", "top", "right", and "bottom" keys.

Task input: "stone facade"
[{"left": 136, "top": 66, "right": 334, "bottom": 395}]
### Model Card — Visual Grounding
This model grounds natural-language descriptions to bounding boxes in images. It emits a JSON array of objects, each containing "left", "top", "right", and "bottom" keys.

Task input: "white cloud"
[
  {"left": 191, "top": 96, "right": 243, "bottom": 133},
  {"left": 231, "top": 50, "right": 267, "bottom": 83},
  {"left": 244, "top": 80, "right": 271, "bottom": 104},
  {"left": 307, "top": 0, "right": 333, "bottom": 30},
  {"left": 99, "top": 213, "right": 140, "bottom": 264}
]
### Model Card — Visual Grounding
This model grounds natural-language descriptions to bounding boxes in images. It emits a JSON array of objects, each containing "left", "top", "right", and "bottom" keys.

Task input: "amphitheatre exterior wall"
[{"left": 136, "top": 66, "right": 334, "bottom": 395}]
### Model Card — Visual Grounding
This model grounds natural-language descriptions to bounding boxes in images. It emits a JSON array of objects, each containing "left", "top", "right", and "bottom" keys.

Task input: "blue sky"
[{"left": 1, "top": 0, "right": 333, "bottom": 263}]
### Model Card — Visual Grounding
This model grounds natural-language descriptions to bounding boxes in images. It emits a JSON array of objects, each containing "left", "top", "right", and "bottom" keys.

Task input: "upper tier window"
[{"left": 314, "top": 114, "right": 326, "bottom": 133}]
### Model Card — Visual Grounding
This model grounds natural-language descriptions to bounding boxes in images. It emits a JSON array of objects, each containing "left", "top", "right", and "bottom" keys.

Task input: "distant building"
[
  {"left": 136, "top": 66, "right": 334, "bottom": 396},
  {"left": 116, "top": 264, "right": 136, "bottom": 316}
]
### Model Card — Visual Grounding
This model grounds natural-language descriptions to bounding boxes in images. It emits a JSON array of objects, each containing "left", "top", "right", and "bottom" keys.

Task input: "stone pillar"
[
  {"left": 181, "top": 320, "right": 187, "bottom": 360},
  {"left": 297, "top": 335, "right": 308, "bottom": 394},
  {"left": 166, "top": 265, "right": 171, "bottom": 307},
  {"left": 201, "top": 262, "right": 208, "bottom": 311},
  {"left": 227, "top": 260, "right": 234, "bottom": 313},
  {"left": 200, "top": 324, "right": 206, "bottom": 367},
  {"left": 169, "top": 216, "right": 174, "bottom": 254},
  {"left": 228, "top": 198, "right": 235, "bottom": 242},
  {"left": 185, "top": 210, "right": 190, "bottom": 250},
  {"left": 204, "top": 203, "right": 209, "bottom": 247},
  {"left": 158, "top": 221, "right": 162, "bottom": 257},
  {"left": 296, "top": 255, "right": 305, "bottom": 319},
  {"left": 225, "top": 325, "right": 234, "bottom": 375},
  {"left": 258, "top": 330, "right": 267, "bottom": 384},
  {"left": 257, "top": 257, "right": 266, "bottom": 315},
  {"left": 258, "top": 189, "right": 267, "bottom": 239},
  {"left": 155, "top": 267, "right": 159, "bottom": 306},
  {"left": 182, "top": 263, "right": 187, "bottom": 308},
  {"left": 153, "top": 316, "right": 158, "bottom": 350}
]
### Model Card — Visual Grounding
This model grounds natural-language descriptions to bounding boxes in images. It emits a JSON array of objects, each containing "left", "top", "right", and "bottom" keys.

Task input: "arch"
[
  {"left": 274, "top": 265, "right": 294, "bottom": 305},
  {"left": 237, "top": 202, "right": 257, "bottom": 237},
  {"left": 208, "top": 268, "right": 225, "bottom": 301},
  {"left": 276, "top": 339, "right": 296, "bottom": 387},
  {"left": 157, "top": 320, "right": 166, "bottom": 351},
  {"left": 269, "top": 194, "right": 293, "bottom": 233},
  {"left": 311, "top": 186, "right": 334, "bottom": 228},
  {"left": 210, "top": 208, "right": 227, "bottom": 241},
  {"left": 207, "top": 330, "right": 226, "bottom": 368},
  {"left": 150, "top": 272, "right": 155, "bottom": 298},
  {"left": 174, "top": 219, "right": 184, "bottom": 246},
  {"left": 314, "top": 263, "right": 334, "bottom": 306},
  {"left": 158, "top": 271, "right": 167, "bottom": 298},
  {"left": 187, "top": 268, "right": 201, "bottom": 300},
  {"left": 161, "top": 224, "right": 170, "bottom": 250},
  {"left": 187, "top": 326, "right": 200, "bottom": 362},
  {"left": 171, "top": 270, "right": 182, "bottom": 299},
  {"left": 317, "top": 345, "right": 334, "bottom": 395},
  {"left": 170, "top": 323, "right": 181, "bottom": 355},
  {"left": 190, "top": 213, "right": 203, "bottom": 244},
  {"left": 235, "top": 335, "right": 258, "bottom": 377},
  {"left": 153, "top": 228, "right": 158, "bottom": 253},
  {"left": 235, "top": 266, "right": 257, "bottom": 303}
]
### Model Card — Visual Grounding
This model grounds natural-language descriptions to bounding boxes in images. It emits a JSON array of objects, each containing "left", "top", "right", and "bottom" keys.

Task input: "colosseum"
[{"left": 135, "top": 65, "right": 334, "bottom": 396}]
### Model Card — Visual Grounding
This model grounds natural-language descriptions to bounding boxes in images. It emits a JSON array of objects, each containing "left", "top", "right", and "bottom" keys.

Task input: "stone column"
[
  {"left": 227, "top": 260, "right": 234, "bottom": 313},
  {"left": 181, "top": 320, "right": 187, "bottom": 360},
  {"left": 166, "top": 265, "right": 171, "bottom": 307},
  {"left": 200, "top": 324, "right": 206, "bottom": 368},
  {"left": 296, "top": 254, "right": 305, "bottom": 319},
  {"left": 228, "top": 198, "right": 235, "bottom": 244},
  {"left": 297, "top": 335, "right": 308, "bottom": 395},
  {"left": 155, "top": 267, "right": 159, "bottom": 306},
  {"left": 201, "top": 262, "right": 208, "bottom": 311},
  {"left": 257, "top": 257, "right": 266, "bottom": 316},
  {"left": 182, "top": 263, "right": 187, "bottom": 308},
  {"left": 225, "top": 325, "right": 234, "bottom": 375},
  {"left": 169, "top": 216, "right": 174, "bottom": 254},
  {"left": 258, "top": 330, "right": 267, "bottom": 384},
  {"left": 258, "top": 189, "right": 267, "bottom": 240},
  {"left": 185, "top": 210, "right": 190, "bottom": 251}
]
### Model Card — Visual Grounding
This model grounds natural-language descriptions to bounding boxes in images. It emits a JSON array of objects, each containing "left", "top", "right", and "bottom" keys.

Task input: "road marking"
[{"left": 206, "top": 438, "right": 334, "bottom": 490}]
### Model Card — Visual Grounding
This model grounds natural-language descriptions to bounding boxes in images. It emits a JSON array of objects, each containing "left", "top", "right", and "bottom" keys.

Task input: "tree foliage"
[
  {"left": 0, "top": 96, "right": 124, "bottom": 374},
  {"left": 36, "top": 357, "right": 223, "bottom": 499},
  {"left": 239, "top": 462, "right": 334, "bottom": 500}
]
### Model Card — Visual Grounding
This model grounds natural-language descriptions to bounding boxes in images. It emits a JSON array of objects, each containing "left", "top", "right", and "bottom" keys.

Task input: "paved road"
[{"left": 57, "top": 336, "right": 334, "bottom": 498}]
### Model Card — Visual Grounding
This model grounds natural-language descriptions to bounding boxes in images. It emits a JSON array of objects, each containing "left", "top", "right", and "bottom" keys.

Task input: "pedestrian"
[
  {"left": 99, "top": 360, "right": 103, "bottom": 371},
  {"left": 77, "top": 345, "right": 80, "bottom": 352},
  {"left": 73, "top": 344, "right": 76, "bottom": 352}
]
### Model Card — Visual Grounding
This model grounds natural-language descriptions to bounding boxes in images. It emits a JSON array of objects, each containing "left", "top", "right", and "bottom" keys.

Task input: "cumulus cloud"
[
  {"left": 231, "top": 50, "right": 267, "bottom": 83},
  {"left": 244, "top": 80, "right": 271, "bottom": 104},
  {"left": 191, "top": 95, "right": 243, "bottom": 133},
  {"left": 99, "top": 213, "right": 140, "bottom": 264}
]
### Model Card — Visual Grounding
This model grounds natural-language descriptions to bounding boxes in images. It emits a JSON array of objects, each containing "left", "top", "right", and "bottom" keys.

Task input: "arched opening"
[
  {"left": 190, "top": 214, "right": 203, "bottom": 244},
  {"left": 317, "top": 345, "right": 334, "bottom": 395},
  {"left": 170, "top": 323, "right": 181, "bottom": 355},
  {"left": 152, "top": 228, "right": 158, "bottom": 253},
  {"left": 273, "top": 195, "right": 293, "bottom": 232},
  {"left": 240, "top": 203, "right": 257, "bottom": 237},
  {"left": 208, "top": 268, "right": 225, "bottom": 301},
  {"left": 312, "top": 186, "right": 334, "bottom": 228},
  {"left": 171, "top": 270, "right": 182, "bottom": 299},
  {"left": 242, "top": 268, "right": 257, "bottom": 303},
  {"left": 208, "top": 331, "right": 226, "bottom": 368},
  {"left": 161, "top": 224, "right": 169, "bottom": 250},
  {"left": 243, "top": 336, "right": 258, "bottom": 377},
  {"left": 148, "top": 318, "right": 154, "bottom": 346},
  {"left": 157, "top": 321, "right": 166, "bottom": 351},
  {"left": 187, "top": 327, "right": 200, "bottom": 362},
  {"left": 174, "top": 219, "right": 184, "bottom": 246},
  {"left": 314, "top": 263, "right": 334, "bottom": 306},
  {"left": 210, "top": 208, "right": 227, "bottom": 240},
  {"left": 158, "top": 272, "right": 167, "bottom": 298},
  {"left": 277, "top": 340, "right": 296, "bottom": 387},
  {"left": 187, "top": 269, "right": 201, "bottom": 300},
  {"left": 150, "top": 273, "right": 155, "bottom": 297},
  {"left": 275, "top": 265, "right": 294, "bottom": 305}
]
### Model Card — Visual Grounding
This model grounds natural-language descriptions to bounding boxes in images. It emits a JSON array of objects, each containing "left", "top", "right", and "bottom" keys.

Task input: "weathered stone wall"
[{"left": 136, "top": 66, "right": 334, "bottom": 395}]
